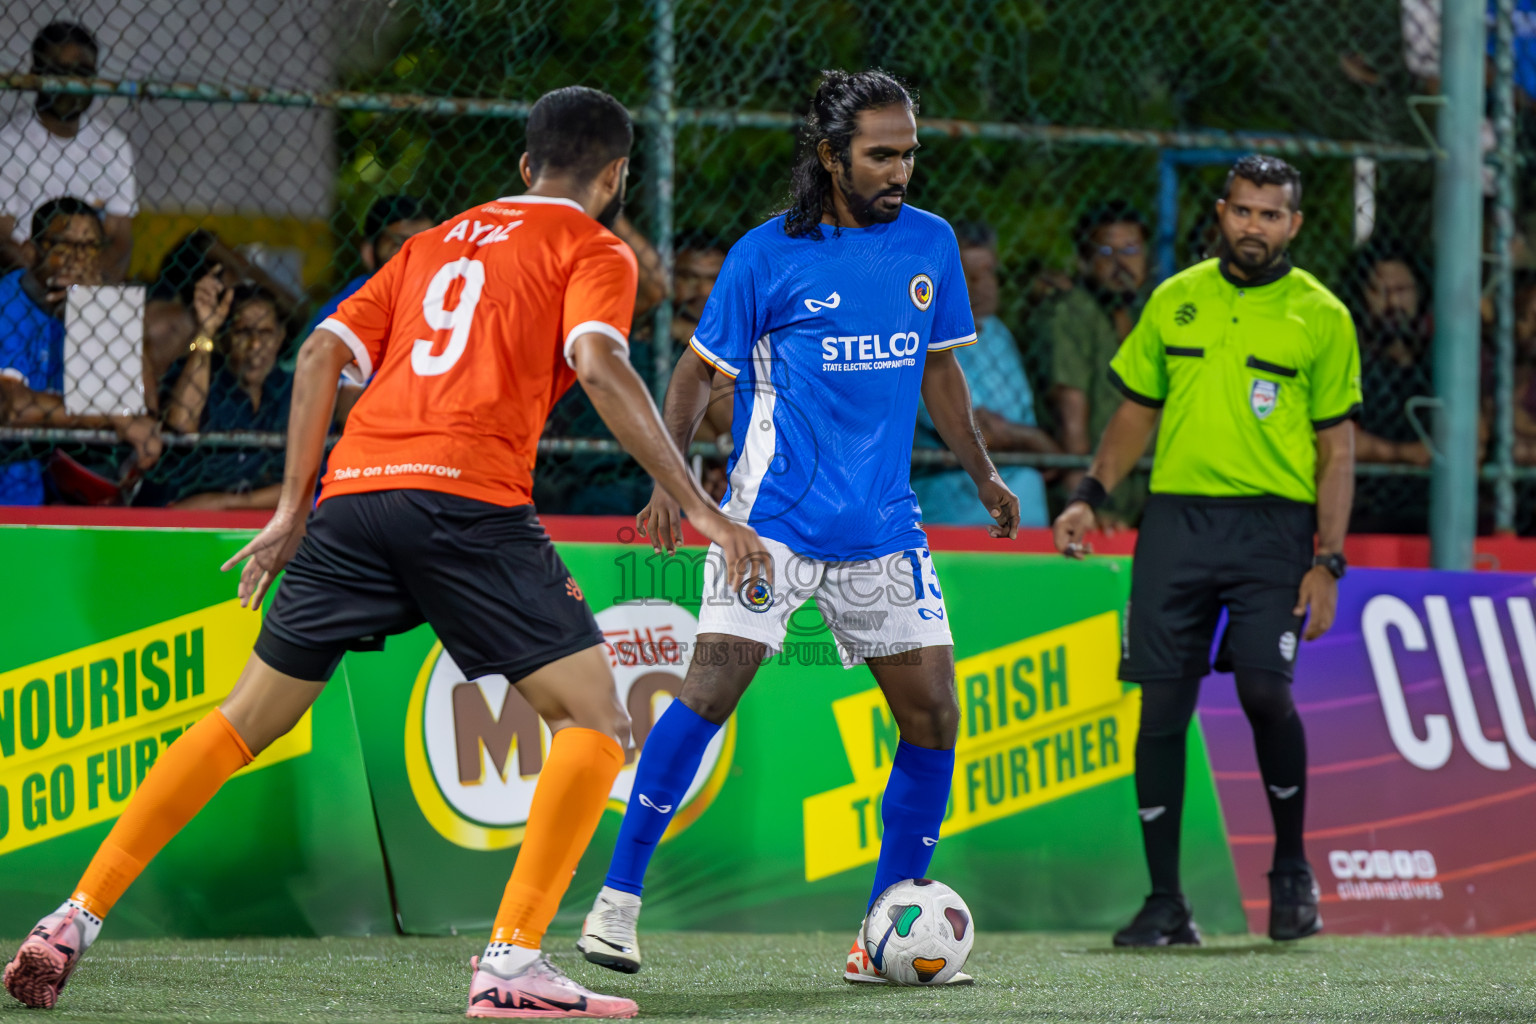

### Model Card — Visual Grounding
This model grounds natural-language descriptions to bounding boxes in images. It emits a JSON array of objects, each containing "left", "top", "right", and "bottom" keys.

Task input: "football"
[{"left": 862, "top": 879, "right": 975, "bottom": 985}]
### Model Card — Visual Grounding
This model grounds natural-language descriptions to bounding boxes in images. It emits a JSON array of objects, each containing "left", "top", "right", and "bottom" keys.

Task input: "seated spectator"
[
  {"left": 0, "top": 22, "right": 136, "bottom": 280},
  {"left": 913, "top": 220, "right": 1057, "bottom": 528},
  {"left": 144, "top": 229, "right": 303, "bottom": 392},
  {"left": 0, "top": 197, "right": 160, "bottom": 504},
  {"left": 302, "top": 195, "right": 434, "bottom": 421},
  {"left": 138, "top": 285, "right": 291, "bottom": 509},
  {"left": 1352, "top": 250, "right": 1434, "bottom": 465},
  {"left": 1349, "top": 249, "right": 1435, "bottom": 534},
  {"left": 669, "top": 232, "right": 726, "bottom": 342},
  {"left": 1037, "top": 200, "right": 1153, "bottom": 527},
  {"left": 669, "top": 232, "right": 734, "bottom": 451},
  {"left": 305, "top": 195, "right": 434, "bottom": 332}
]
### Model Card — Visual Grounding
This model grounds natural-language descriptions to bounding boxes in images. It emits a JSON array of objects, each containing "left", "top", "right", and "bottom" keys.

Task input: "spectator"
[
  {"left": 306, "top": 195, "right": 435, "bottom": 335},
  {"left": 668, "top": 232, "right": 734, "bottom": 451},
  {"left": 0, "top": 197, "right": 160, "bottom": 504},
  {"left": 302, "top": 195, "right": 434, "bottom": 421},
  {"left": 143, "top": 230, "right": 302, "bottom": 393},
  {"left": 1038, "top": 200, "right": 1153, "bottom": 527},
  {"left": 1348, "top": 250, "right": 1435, "bottom": 534},
  {"left": 1352, "top": 250, "right": 1434, "bottom": 465},
  {"left": 140, "top": 285, "right": 291, "bottom": 509},
  {"left": 669, "top": 232, "right": 726, "bottom": 340},
  {"left": 913, "top": 220, "right": 1057, "bottom": 527},
  {"left": 0, "top": 22, "right": 136, "bottom": 281}
]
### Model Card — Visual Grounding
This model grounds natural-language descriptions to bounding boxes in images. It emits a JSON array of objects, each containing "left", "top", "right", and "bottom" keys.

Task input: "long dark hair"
[{"left": 782, "top": 69, "right": 915, "bottom": 240}]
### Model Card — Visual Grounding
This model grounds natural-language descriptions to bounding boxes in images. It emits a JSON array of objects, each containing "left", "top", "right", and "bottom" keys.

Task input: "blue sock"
[
  {"left": 604, "top": 701, "right": 721, "bottom": 897},
  {"left": 868, "top": 740, "right": 955, "bottom": 908}
]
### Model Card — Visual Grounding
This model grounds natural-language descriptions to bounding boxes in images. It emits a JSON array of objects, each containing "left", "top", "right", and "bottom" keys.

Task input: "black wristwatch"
[{"left": 1313, "top": 552, "right": 1347, "bottom": 579}]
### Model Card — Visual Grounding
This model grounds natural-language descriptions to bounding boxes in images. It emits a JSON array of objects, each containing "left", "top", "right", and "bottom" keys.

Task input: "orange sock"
[
  {"left": 72, "top": 708, "right": 253, "bottom": 918},
  {"left": 490, "top": 727, "right": 624, "bottom": 950}
]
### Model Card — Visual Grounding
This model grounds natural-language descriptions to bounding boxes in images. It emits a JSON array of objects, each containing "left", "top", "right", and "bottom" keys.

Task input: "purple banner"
[{"left": 1198, "top": 568, "right": 1536, "bottom": 935}]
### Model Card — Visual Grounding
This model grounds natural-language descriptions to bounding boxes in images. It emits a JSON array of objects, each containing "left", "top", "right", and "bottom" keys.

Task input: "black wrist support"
[{"left": 1071, "top": 475, "right": 1109, "bottom": 510}]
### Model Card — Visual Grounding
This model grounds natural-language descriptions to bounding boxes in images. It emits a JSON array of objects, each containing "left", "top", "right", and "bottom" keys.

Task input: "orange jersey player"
[{"left": 4, "top": 86, "right": 766, "bottom": 1021}]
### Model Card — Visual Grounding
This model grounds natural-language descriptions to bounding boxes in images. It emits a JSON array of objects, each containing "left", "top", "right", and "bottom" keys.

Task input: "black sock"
[
  {"left": 1236, "top": 668, "right": 1308, "bottom": 868},
  {"left": 1132, "top": 681, "right": 1201, "bottom": 897}
]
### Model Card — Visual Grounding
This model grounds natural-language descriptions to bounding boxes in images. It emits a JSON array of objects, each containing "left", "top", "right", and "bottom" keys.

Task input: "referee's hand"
[
  {"left": 1294, "top": 566, "right": 1339, "bottom": 641},
  {"left": 1052, "top": 501, "right": 1096, "bottom": 559}
]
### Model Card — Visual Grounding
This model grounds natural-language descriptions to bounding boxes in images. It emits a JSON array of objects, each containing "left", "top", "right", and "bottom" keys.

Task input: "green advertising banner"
[
  {"left": 0, "top": 526, "right": 394, "bottom": 939},
  {"left": 341, "top": 544, "right": 1247, "bottom": 937},
  {"left": 0, "top": 525, "right": 1246, "bottom": 940}
]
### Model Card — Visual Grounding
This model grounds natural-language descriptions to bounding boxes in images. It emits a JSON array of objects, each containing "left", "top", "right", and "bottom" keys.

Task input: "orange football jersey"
[{"left": 318, "top": 195, "right": 638, "bottom": 506}]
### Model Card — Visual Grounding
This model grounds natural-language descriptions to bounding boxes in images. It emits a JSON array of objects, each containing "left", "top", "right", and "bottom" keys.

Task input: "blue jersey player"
[{"left": 579, "top": 70, "right": 1019, "bottom": 985}]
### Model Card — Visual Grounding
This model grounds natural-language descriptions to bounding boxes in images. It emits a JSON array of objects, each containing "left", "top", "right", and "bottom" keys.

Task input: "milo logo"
[{"left": 404, "top": 601, "right": 732, "bottom": 850}]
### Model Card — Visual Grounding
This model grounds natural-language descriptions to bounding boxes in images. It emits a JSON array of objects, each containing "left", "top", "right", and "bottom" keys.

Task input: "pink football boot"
[
  {"left": 4, "top": 905, "right": 96, "bottom": 1009},
  {"left": 466, "top": 955, "right": 638, "bottom": 1019}
]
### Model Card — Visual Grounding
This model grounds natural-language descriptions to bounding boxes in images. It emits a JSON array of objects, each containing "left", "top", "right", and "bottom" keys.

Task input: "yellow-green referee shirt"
[{"left": 1108, "top": 258, "right": 1362, "bottom": 505}]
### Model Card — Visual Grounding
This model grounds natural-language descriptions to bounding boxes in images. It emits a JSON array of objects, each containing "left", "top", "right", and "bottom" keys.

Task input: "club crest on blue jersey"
[
  {"left": 1250, "top": 379, "right": 1278, "bottom": 420},
  {"left": 908, "top": 273, "right": 934, "bottom": 311},
  {"left": 738, "top": 576, "right": 775, "bottom": 612}
]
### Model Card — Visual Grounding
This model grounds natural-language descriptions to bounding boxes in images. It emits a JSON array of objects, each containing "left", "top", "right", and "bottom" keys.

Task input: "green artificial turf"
[{"left": 2, "top": 931, "right": 1533, "bottom": 1022}]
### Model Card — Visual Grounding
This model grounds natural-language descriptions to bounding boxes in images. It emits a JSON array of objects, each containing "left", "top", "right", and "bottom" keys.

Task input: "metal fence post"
[
  {"left": 648, "top": 0, "right": 677, "bottom": 405},
  {"left": 1492, "top": 0, "right": 1518, "bottom": 535},
  {"left": 1430, "top": 0, "right": 1488, "bottom": 568}
]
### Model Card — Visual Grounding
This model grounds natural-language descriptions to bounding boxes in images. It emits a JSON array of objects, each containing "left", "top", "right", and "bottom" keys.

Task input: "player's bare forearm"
[
  {"left": 921, "top": 348, "right": 999, "bottom": 485},
  {"left": 1085, "top": 400, "right": 1159, "bottom": 492},
  {"left": 575, "top": 333, "right": 716, "bottom": 521},
  {"left": 1314, "top": 421, "right": 1355, "bottom": 555},
  {"left": 275, "top": 329, "right": 351, "bottom": 519},
  {"left": 660, "top": 345, "right": 717, "bottom": 456}
]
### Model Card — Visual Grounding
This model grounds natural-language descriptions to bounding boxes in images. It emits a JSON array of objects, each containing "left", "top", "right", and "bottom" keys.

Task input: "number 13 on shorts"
[{"left": 904, "top": 548, "right": 946, "bottom": 621}]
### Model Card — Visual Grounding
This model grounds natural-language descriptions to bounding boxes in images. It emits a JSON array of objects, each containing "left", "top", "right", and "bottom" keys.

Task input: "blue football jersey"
[{"left": 689, "top": 205, "right": 977, "bottom": 561}]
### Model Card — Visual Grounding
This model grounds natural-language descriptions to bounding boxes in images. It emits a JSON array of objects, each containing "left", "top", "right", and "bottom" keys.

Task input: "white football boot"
[{"left": 577, "top": 886, "right": 642, "bottom": 974}]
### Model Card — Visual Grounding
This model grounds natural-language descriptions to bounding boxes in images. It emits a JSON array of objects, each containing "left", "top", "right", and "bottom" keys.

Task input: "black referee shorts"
[
  {"left": 254, "top": 490, "right": 604, "bottom": 683},
  {"left": 1119, "top": 494, "right": 1315, "bottom": 685}
]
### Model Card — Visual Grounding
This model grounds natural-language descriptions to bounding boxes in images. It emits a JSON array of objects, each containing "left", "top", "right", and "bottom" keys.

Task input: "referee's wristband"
[{"left": 1070, "top": 475, "right": 1109, "bottom": 511}]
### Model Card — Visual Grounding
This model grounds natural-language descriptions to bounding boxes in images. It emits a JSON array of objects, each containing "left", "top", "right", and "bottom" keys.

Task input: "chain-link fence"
[{"left": 0, "top": 0, "right": 1523, "bottom": 533}]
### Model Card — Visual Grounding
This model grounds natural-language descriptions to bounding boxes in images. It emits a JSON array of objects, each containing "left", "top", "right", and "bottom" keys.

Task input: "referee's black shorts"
[
  {"left": 254, "top": 489, "right": 604, "bottom": 683},
  {"left": 1119, "top": 494, "right": 1315, "bottom": 685}
]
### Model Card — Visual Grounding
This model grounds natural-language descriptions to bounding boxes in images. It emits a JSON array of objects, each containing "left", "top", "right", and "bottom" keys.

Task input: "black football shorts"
[
  {"left": 254, "top": 489, "right": 603, "bottom": 682},
  {"left": 1119, "top": 494, "right": 1316, "bottom": 685}
]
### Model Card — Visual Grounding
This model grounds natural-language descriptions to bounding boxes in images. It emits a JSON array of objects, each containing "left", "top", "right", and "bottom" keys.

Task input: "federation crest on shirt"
[
  {"left": 1250, "top": 378, "right": 1279, "bottom": 420},
  {"left": 908, "top": 273, "right": 934, "bottom": 311}
]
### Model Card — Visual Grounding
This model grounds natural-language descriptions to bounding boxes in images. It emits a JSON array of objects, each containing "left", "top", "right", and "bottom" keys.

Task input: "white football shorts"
[{"left": 695, "top": 534, "right": 953, "bottom": 668}]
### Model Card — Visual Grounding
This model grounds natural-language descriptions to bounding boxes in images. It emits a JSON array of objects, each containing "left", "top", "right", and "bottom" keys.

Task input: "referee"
[{"left": 1054, "top": 155, "right": 1360, "bottom": 946}]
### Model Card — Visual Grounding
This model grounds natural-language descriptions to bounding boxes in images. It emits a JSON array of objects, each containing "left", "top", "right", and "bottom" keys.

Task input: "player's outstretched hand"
[
  {"left": 221, "top": 508, "right": 307, "bottom": 610},
  {"left": 977, "top": 477, "right": 1020, "bottom": 539},
  {"left": 1294, "top": 565, "right": 1338, "bottom": 641},
  {"left": 636, "top": 485, "right": 685, "bottom": 555},
  {"left": 1052, "top": 501, "right": 1096, "bottom": 559},
  {"left": 692, "top": 511, "right": 773, "bottom": 594}
]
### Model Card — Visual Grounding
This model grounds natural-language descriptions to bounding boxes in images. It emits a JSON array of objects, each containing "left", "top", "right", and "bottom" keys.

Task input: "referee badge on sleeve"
[{"left": 1250, "top": 379, "right": 1278, "bottom": 420}]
